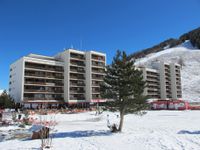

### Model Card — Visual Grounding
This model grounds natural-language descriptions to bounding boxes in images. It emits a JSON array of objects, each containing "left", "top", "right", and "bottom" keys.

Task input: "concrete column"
[
  {"left": 85, "top": 52, "right": 92, "bottom": 102},
  {"left": 158, "top": 62, "right": 167, "bottom": 99},
  {"left": 170, "top": 63, "right": 177, "bottom": 99}
]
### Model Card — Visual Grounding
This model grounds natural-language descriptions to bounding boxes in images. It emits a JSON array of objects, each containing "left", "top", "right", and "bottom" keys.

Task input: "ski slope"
[{"left": 135, "top": 41, "right": 200, "bottom": 102}]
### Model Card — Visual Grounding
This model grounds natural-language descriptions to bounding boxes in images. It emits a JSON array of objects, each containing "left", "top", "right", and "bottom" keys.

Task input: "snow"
[
  {"left": 0, "top": 90, "right": 3, "bottom": 95},
  {"left": 135, "top": 41, "right": 200, "bottom": 102},
  {"left": 1, "top": 111, "right": 200, "bottom": 150}
]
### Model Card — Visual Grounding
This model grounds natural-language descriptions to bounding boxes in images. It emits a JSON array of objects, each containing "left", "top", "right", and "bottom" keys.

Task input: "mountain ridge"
[
  {"left": 134, "top": 40, "right": 200, "bottom": 102},
  {"left": 129, "top": 27, "right": 200, "bottom": 59}
]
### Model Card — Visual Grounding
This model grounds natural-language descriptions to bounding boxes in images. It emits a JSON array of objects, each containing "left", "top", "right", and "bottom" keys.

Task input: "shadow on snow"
[
  {"left": 53, "top": 130, "right": 112, "bottom": 138},
  {"left": 178, "top": 130, "right": 200, "bottom": 134}
]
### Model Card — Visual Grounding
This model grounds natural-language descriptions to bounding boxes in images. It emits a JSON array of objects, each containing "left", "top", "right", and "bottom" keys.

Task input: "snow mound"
[{"left": 135, "top": 41, "right": 200, "bottom": 102}]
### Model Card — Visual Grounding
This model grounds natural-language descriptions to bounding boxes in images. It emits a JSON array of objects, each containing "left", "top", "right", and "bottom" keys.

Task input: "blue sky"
[{"left": 0, "top": 0, "right": 200, "bottom": 90}]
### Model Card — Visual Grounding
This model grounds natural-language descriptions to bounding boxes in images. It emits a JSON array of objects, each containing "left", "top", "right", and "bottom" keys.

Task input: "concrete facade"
[
  {"left": 139, "top": 61, "right": 182, "bottom": 100},
  {"left": 9, "top": 49, "right": 106, "bottom": 107},
  {"left": 10, "top": 51, "right": 181, "bottom": 107}
]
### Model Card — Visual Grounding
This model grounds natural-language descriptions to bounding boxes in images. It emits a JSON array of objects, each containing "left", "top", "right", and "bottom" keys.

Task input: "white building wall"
[
  {"left": 85, "top": 52, "right": 92, "bottom": 102},
  {"left": 9, "top": 57, "right": 24, "bottom": 103},
  {"left": 170, "top": 63, "right": 178, "bottom": 99},
  {"left": 10, "top": 49, "right": 106, "bottom": 104},
  {"left": 157, "top": 62, "right": 167, "bottom": 99},
  {"left": 55, "top": 51, "right": 70, "bottom": 102},
  {"left": 140, "top": 67, "right": 148, "bottom": 96}
]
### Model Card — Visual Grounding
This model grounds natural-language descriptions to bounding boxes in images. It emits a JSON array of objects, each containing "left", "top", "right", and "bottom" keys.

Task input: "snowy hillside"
[{"left": 135, "top": 41, "right": 200, "bottom": 102}]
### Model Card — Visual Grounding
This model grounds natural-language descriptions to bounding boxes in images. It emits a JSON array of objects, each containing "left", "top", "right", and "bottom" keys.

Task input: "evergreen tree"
[
  {"left": 101, "top": 50, "right": 148, "bottom": 132},
  {"left": 0, "top": 90, "right": 15, "bottom": 108}
]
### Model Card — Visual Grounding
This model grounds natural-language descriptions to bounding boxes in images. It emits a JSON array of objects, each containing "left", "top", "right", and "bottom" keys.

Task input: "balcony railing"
[
  {"left": 25, "top": 81, "right": 64, "bottom": 86},
  {"left": 92, "top": 62, "right": 105, "bottom": 68},
  {"left": 91, "top": 55, "right": 105, "bottom": 62},
  {"left": 70, "top": 75, "right": 85, "bottom": 80},
  {"left": 70, "top": 90, "right": 85, "bottom": 93},
  {"left": 25, "top": 64, "right": 64, "bottom": 72},
  {"left": 70, "top": 83, "right": 85, "bottom": 86},
  {"left": 92, "top": 77, "right": 104, "bottom": 80},
  {"left": 25, "top": 73, "right": 64, "bottom": 79},
  {"left": 70, "top": 62, "right": 85, "bottom": 67},
  {"left": 24, "top": 89, "right": 64, "bottom": 93},
  {"left": 70, "top": 68, "right": 85, "bottom": 73},
  {"left": 70, "top": 53, "right": 85, "bottom": 60},
  {"left": 24, "top": 97, "right": 64, "bottom": 101},
  {"left": 92, "top": 69, "right": 105, "bottom": 74},
  {"left": 92, "top": 84, "right": 100, "bottom": 87},
  {"left": 92, "top": 95, "right": 101, "bottom": 99},
  {"left": 70, "top": 97, "right": 85, "bottom": 100}
]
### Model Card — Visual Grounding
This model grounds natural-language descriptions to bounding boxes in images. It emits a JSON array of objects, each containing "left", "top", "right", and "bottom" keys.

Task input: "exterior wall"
[
  {"left": 170, "top": 63, "right": 182, "bottom": 99},
  {"left": 55, "top": 49, "right": 106, "bottom": 104},
  {"left": 23, "top": 56, "right": 64, "bottom": 104},
  {"left": 145, "top": 68, "right": 160, "bottom": 99},
  {"left": 9, "top": 57, "right": 24, "bottom": 103},
  {"left": 139, "top": 67, "right": 160, "bottom": 99},
  {"left": 10, "top": 49, "right": 106, "bottom": 105},
  {"left": 140, "top": 67, "right": 148, "bottom": 96},
  {"left": 55, "top": 51, "right": 70, "bottom": 102},
  {"left": 10, "top": 54, "right": 65, "bottom": 105},
  {"left": 85, "top": 52, "right": 92, "bottom": 102},
  {"left": 90, "top": 51, "right": 106, "bottom": 102},
  {"left": 170, "top": 63, "right": 178, "bottom": 99},
  {"left": 11, "top": 50, "right": 182, "bottom": 106},
  {"left": 139, "top": 61, "right": 182, "bottom": 100},
  {"left": 153, "top": 62, "right": 167, "bottom": 99}
]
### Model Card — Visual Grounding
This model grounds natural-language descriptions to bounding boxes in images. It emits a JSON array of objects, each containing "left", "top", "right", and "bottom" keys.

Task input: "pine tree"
[
  {"left": 0, "top": 90, "right": 15, "bottom": 108},
  {"left": 101, "top": 50, "right": 148, "bottom": 132}
]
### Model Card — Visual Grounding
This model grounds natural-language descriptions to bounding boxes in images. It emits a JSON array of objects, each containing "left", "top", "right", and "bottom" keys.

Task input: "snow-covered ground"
[
  {"left": 135, "top": 41, "right": 200, "bottom": 102},
  {"left": 1, "top": 111, "right": 200, "bottom": 150}
]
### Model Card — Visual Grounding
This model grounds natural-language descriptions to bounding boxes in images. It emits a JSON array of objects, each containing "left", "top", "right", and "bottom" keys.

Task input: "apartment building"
[
  {"left": 9, "top": 49, "right": 106, "bottom": 108},
  {"left": 139, "top": 61, "right": 182, "bottom": 100},
  {"left": 140, "top": 67, "right": 160, "bottom": 99}
]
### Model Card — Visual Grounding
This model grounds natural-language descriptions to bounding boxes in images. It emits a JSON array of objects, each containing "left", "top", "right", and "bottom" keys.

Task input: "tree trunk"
[{"left": 118, "top": 108, "right": 125, "bottom": 132}]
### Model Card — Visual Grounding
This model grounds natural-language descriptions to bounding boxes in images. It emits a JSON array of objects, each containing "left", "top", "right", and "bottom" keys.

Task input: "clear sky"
[{"left": 0, "top": 0, "right": 200, "bottom": 90}]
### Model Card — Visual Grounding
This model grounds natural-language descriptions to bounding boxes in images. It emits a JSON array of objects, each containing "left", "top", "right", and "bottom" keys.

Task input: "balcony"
[
  {"left": 25, "top": 73, "right": 64, "bottom": 80},
  {"left": 70, "top": 87, "right": 85, "bottom": 94},
  {"left": 25, "top": 62, "right": 64, "bottom": 72},
  {"left": 70, "top": 81, "right": 85, "bottom": 87},
  {"left": 25, "top": 81, "right": 64, "bottom": 87},
  {"left": 70, "top": 53, "right": 85, "bottom": 61},
  {"left": 92, "top": 75, "right": 104, "bottom": 81},
  {"left": 92, "top": 84, "right": 100, "bottom": 87},
  {"left": 24, "top": 97, "right": 64, "bottom": 101},
  {"left": 92, "top": 94, "right": 101, "bottom": 99},
  {"left": 146, "top": 76, "right": 158, "bottom": 80},
  {"left": 24, "top": 93, "right": 64, "bottom": 101},
  {"left": 24, "top": 89, "right": 64, "bottom": 94},
  {"left": 70, "top": 67, "right": 85, "bottom": 74},
  {"left": 70, "top": 74, "right": 85, "bottom": 80},
  {"left": 70, "top": 60, "right": 85, "bottom": 67},
  {"left": 70, "top": 90, "right": 85, "bottom": 94},
  {"left": 92, "top": 68, "right": 105, "bottom": 75},
  {"left": 92, "top": 61, "right": 105, "bottom": 68},
  {"left": 70, "top": 95, "right": 85, "bottom": 100},
  {"left": 91, "top": 54, "right": 105, "bottom": 62}
]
